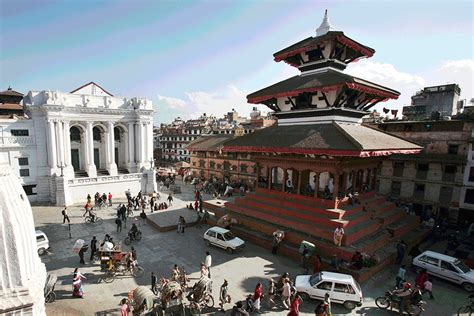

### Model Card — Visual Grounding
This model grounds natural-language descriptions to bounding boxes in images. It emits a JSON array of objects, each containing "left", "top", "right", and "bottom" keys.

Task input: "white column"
[
  {"left": 136, "top": 122, "right": 143, "bottom": 169},
  {"left": 63, "top": 121, "right": 71, "bottom": 166},
  {"left": 85, "top": 122, "right": 97, "bottom": 177},
  {"left": 56, "top": 121, "right": 64, "bottom": 168},
  {"left": 147, "top": 122, "right": 154, "bottom": 167},
  {"left": 127, "top": 122, "right": 135, "bottom": 172},
  {"left": 107, "top": 121, "right": 118, "bottom": 175},
  {"left": 47, "top": 120, "right": 57, "bottom": 173}
]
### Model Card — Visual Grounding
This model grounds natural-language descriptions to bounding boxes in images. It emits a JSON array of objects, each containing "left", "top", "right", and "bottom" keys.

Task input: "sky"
[{"left": 0, "top": 0, "right": 473, "bottom": 124}]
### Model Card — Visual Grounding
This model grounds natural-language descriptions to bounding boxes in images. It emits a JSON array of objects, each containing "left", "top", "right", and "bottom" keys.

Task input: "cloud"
[
  {"left": 156, "top": 84, "right": 268, "bottom": 122},
  {"left": 433, "top": 59, "right": 473, "bottom": 101},
  {"left": 157, "top": 94, "right": 187, "bottom": 109},
  {"left": 346, "top": 60, "right": 426, "bottom": 114}
]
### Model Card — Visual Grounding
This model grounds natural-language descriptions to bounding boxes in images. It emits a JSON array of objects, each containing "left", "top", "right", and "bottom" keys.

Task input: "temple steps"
[{"left": 97, "top": 169, "right": 110, "bottom": 176}]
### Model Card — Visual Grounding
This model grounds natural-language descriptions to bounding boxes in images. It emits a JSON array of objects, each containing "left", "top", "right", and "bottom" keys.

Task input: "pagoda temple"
[{"left": 205, "top": 11, "right": 428, "bottom": 281}]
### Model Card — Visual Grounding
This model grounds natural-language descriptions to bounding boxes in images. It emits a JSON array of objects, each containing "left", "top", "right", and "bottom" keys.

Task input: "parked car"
[
  {"left": 412, "top": 250, "right": 474, "bottom": 292},
  {"left": 203, "top": 226, "right": 245, "bottom": 254},
  {"left": 295, "top": 271, "right": 363, "bottom": 310},
  {"left": 36, "top": 230, "right": 50, "bottom": 255}
]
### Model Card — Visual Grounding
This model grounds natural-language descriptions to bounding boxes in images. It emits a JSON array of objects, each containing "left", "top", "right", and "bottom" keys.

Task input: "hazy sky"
[{"left": 1, "top": 0, "right": 472, "bottom": 124}]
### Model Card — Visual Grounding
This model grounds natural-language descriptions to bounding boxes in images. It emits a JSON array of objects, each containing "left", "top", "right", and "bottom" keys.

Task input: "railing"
[
  {"left": 0, "top": 136, "right": 35, "bottom": 146},
  {"left": 67, "top": 173, "right": 142, "bottom": 185}
]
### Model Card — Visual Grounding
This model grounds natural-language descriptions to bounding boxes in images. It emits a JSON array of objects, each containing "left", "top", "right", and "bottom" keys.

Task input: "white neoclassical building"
[{"left": 11, "top": 82, "right": 157, "bottom": 205}]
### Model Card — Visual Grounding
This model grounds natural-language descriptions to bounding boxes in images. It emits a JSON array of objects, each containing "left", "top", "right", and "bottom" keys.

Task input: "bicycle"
[
  {"left": 458, "top": 294, "right": 474, "bottom": 316},
  {"left": 84, "top": 215, "right": 103, "bottom": 225}
]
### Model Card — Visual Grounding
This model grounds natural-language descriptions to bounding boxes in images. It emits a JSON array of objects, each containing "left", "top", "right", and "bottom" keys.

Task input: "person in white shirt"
[
  {"left": 282, "top": 279, "right": 291, "bottom": 309},
  {"left": 205, "top": 251, "right": 212, "bottom": 278}
]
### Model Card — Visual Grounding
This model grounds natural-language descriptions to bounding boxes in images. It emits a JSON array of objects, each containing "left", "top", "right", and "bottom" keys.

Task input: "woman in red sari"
[
  {"left": 288, "top": 295, "right": 301, "bottom": 316},
  {"left": 253, "top": 282, "right": 263, "bottom": 312}
]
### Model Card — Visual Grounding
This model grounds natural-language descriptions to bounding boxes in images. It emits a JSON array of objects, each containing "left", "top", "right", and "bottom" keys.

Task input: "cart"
[
  {"left": 44, "top": 273, "right": 57, "bottom": 303},
  {"left": 187, "top": 276, "right": 214, "bottom": 311},
  {"left": 102, "top": 251, "right": 144, "bottom": 283},
  {"left": 129, "top": 286, "right": 159, "bottom": 315},
  {"left": 156, "top": 280, "right": 185, "bottom": 316}
]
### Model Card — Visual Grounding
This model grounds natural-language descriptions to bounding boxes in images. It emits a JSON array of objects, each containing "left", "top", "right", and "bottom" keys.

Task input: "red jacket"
[
  {"left": 253, "top": 286, "right": 263, "bottom": 300},
  {"left": 288, "top": 298, "right": 300, "bottom": 316}
]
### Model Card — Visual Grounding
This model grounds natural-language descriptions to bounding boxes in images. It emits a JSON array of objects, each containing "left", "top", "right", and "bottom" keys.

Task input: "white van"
[
  {"left": 36, "top": 230, "right": 50, "bottom": 255},
  {"left": 412, "top": 250, "right": 474, "bottom": 291},
  {"left": 295, "top": 271, "right": 363, "bottom": 310}
]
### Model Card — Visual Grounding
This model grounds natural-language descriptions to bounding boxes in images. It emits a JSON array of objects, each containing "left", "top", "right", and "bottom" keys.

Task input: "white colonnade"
[{"left": 46, "top": 119, "right": 153, "bottom": 177}]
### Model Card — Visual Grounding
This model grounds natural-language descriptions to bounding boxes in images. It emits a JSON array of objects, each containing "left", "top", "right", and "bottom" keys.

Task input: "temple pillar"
[
  {"left": 297, "top": 170, "right": 302, "bottom": 195},
  {"left": 282, "top": 169, "right": 288, "bottom": 192},
  {"left": 267, "top": 167, "right": 272, "bottom": 189},
  {"left": 372, "top": 167, "right": 377, "bottom": 191},
  {"left": 85, "top": 122, "right": 97, "bottom": 178},
  {"left": 342, "top": 171, "right": 349, "bottom": 195},
  {"left": 333, "top": 172, "right": 340, "bottom": 200},
  {"left": 63, "top": 121, "right": 74, "bottom": 177},
  {"left": 313, "top": 172, "right": 320, "bottom": 198},
  {"left": 147, "top": 122, "right": 154, "bottom": 168},
  {"left": 127, "top": 122, "right": 136, "bottom": 172},
  {"left": 107, "top": 121, "right": 118, "bottom": 176}
]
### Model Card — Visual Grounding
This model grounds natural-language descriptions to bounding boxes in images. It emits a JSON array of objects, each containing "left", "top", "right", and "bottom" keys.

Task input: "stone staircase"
[
  {"left": 96, "top": 169, "right": 109, "bottom": 176},
  {"left": 204, "top": 188, "right": 430, "bottom": 282},
  {"left": 74, "top": 170, "right": 88, "bottom": 178}
]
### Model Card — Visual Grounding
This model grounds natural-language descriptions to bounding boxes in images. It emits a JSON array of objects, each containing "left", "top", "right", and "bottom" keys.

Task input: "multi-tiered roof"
[
  {"left": 247, "top": 10, "right": 399, "bottom": 122},
  {"left": 223, "top": 11, "right": 420, "bottom": 156}
]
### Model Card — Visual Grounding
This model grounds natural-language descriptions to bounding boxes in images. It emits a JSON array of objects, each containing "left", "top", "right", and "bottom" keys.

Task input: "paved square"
[{"left": 34, "top": 184, "right": 466, "bottom": 315}]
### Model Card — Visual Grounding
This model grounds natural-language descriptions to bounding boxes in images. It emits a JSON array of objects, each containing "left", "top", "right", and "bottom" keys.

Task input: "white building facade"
[{"left": 8, "top": 82, "right": 158, "bottom": 205}]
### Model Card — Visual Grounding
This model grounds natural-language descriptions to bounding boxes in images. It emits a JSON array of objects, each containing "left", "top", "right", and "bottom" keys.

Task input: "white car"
[
  {"left": 412, "top": 250, "right": 474, "bottom": 292},
  {"left": 295, "top": 271, "right": 363, "bottom": 310},
  {"left": 36, "top": 230, "right": 50, "bottom": 255},
  {"left": 203, "top": 226, "right": 245, "bottom": 254}
]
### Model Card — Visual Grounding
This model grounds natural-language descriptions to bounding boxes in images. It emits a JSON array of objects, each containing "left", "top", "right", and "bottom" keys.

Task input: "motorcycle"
[
  {"left": 124, "top": 230, "right": 142, "bottom": 245},
  {"left": 375, "top": 290, "right": 426, "bottom": 315}
]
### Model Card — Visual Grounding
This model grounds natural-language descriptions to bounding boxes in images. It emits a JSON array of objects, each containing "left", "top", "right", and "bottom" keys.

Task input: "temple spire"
[{"left": 316, "top": 9, "right": 335, "bottom": 36}]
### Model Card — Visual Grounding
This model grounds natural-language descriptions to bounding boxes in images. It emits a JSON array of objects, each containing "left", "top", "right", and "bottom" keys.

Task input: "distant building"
[
  {"left": 373, "top": 119, "right": 474, "bottom": 225},
  {"left": 402, "top": 84, "right": 461, "bottom": 120},
  {"left": 0, "top": 87, "right": 24, "bottom": 116}
]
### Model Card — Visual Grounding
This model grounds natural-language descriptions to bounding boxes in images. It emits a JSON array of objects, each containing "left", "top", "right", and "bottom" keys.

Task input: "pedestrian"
[
  {"left": 200, "top": 262, "right": 208, "bottom": 278},
  {"left": 205, "top": 251, "right": 212, "bottom": 278},
  {"left": 422, "top": 278, "right": 434, "bottom": 299},
  {"left": 395, "top": 265, "right": 406, "bottom": 289},
  {"left": 116, "top": 216, "right": 122, "bottom": 232},
  {"left": 62, "top": 206, "right": 70, "bottom": 224},
  {"left": 272, "top": 234, "right": 279, "bottom": 255},
  {"left": 331, "top": 254, "right": 340, "bottom": 271},
  {"left": 83, "top": 203, "right": 92, "bottom": 217},
  {"left": 282, "top": 279, "right": 291, "bottom": 309},
  {"left": 78, "top": 245, "right": 88, "bottom": 264},
  {"left": 131, "top": 246, "right": 137, "bottom": 261},
  {"left": 167, "top": 194, "right": 173, "bottom": 205},
  {"left": 231, "top": 301, "right": 249, "bottom": 316},
  {"left": 395, "top": 240, "right": 407, "bottom": 265},
  {"left": 219, "top": 279, "right": 231, "bottom": 311},
  {"left": 415, "top": 269, "right": 428, "bottom": 289},
  {"left": 140, "top": 210, "right": 147, "bottom": 226},
  {"left": 253, "top": 282, "right": 263, "bottom": 313},
  {"left": 150, "top": 197, "right": 155, "bottom": 212},
  {"left": 179, "top": 216, "right": 186, "bottom": 233},
  {"left": 301, "top": 245, "right": 309, "bottom": 273},
  {"left": 266, "top": 279, "right": 275, "bottom": 308},
  {"left": 120, "top": 298, "right": 131, "bottom": 316},
  {"left": 90, "top": 236, "right": 98, "bottom": 261},
  {"left": 151, "top": 272, "right": 158, "bottom": 294},
  {"left": 323, "top": 293, "right": 331, "bottom": 316},
  {"left": 314, "top": 302, "right": 327, "bottom": 316},
  {"left": 87, "top": 193, "right": 92, "bottom": 204},
  {"left": 288, "top": 294, "right": 301, "bottom": 316},
  {"left": 313, "top": 255, "right": 322, "bottom": 274},
  {"left": 333, "top": 225, "right": 344, "bottom": 246},
  {"left": 72, "top": 268, "right": 86, "bottom": 297},
  {"left": 108, "top": 192, "right": 113, "bottom": 206}
]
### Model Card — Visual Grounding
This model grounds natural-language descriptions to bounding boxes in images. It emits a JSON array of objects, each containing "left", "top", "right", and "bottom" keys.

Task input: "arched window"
[
  {"left": 93, "top": 127, "right": 101, "bottom": 142},
  {"left": 70, "top": 126, "right": 81, "bottom": 142}
]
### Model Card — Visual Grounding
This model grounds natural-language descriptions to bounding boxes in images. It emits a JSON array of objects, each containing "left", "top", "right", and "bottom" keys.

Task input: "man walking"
[
  {"left": 108, "top": 192, "right": 113, "bottom": 206},
  {"left": 116, "top": 216, "right": 122, "bottom": 232},
  {"left": 395, "top": 240, "right": 407, "bottom": 265},
  {"left": 395, "top": 265, "right": 406, "bottom": 289},
  {"left": 62, "top": 206, "right": 70, "bottom": 224},
  {"left": 167, "top": 194, "right": 173, "bottom": 206},
  {"left": 151, "top": 272, "right": 158, "bottom": 295},
  {"left": 205, "top": 251, "right": 212, "bottom": 278},
  {"left": 90, "top": 236, "right": 98, "bottom": 261}
]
